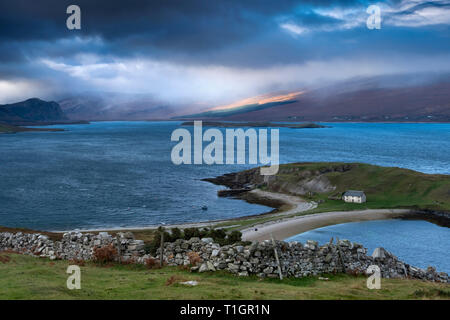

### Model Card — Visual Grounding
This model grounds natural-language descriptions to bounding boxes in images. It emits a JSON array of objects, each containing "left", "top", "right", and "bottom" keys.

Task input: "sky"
[{"left": 0, "top": 0, "right": 449, "bottom": 107}]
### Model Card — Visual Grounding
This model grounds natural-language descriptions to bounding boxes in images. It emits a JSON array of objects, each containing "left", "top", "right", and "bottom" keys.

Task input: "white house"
[{"left": 343, "top": 190, "right": 366, "bottom": 203}]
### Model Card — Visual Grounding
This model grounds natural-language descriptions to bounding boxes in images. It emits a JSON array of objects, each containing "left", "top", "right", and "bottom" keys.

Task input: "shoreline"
[
  {"left": 241, "top": 208, "right": 413, "bottom": 241},
  {"left": 1, "top": 170, "right": 450, "bottom": 241},
  {"left": 5, "top": 186, "right": 447, "bottom": 239},
  {"left": 48, "top": 189, "right": 448, "bottom": 241},
  {"left": 50, "top": 189, "right": 317, "bottom": 233}
]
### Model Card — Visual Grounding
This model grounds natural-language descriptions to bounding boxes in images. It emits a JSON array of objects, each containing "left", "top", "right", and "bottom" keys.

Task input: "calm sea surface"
[{"left": 0, "top": 122, "right": 449, "bottom": 232}]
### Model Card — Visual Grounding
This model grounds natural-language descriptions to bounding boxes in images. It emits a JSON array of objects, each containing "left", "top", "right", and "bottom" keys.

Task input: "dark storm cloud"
[
  {"left": 0, "top": 0, "right": 449, "bottom": 105},
  {"left": 0, "top": 0, "right": 367, "bottom": 53}
]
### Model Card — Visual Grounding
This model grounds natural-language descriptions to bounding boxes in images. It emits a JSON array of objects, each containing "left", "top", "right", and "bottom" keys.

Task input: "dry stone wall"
[{"left": 0, "top": 231, "right": 448, "bottom": 283}]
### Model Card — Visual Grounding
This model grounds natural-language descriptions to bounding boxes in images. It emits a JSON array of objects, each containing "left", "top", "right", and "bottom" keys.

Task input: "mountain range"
[
  {"left": 1, "top": 74, "right": 449, "bottom": 123},
  {"left": 58, "top": 93, "right": 179, "bottom": 121},
  {"left": 178, "top": 75, "right": 450, "bottom": 122}
]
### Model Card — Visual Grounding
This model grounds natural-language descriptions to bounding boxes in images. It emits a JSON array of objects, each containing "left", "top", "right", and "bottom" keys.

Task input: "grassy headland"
[
  {"left": 208, "top": 162, "right": 450, "bottom": 213},
  {"left": 283, "top": 162, "right": 449, "bottom": 212},
  {"left": 201, "top": 162, "right": 450, "bottom": 234},
  {"left": 0, "top": 253, "right": 448, "bottom": 300}
]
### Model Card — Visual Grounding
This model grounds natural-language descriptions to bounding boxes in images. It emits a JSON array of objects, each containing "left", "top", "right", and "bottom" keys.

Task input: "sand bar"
[{"left": 241, "top": 208, "right": 412, "bottom": 241}]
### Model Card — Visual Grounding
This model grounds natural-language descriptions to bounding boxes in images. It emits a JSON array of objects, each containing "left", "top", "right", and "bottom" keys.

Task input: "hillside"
[
  {"left": 58, "top": 94, "right": 178, "bottom": 120},
  {"left": 205, "top": 162, "right": 450, "bottom": 213},
  {"left": 179, "top": 77, "right": 450, "bottom": 122},
  {"left": 0, "top": 98, "right": 67, "bottom": 123}
]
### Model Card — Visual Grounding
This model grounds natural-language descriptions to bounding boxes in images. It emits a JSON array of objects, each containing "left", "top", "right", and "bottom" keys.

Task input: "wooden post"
[
  {"left": 336, "top": 237, "right": 346, "bottom": 273},
  {"left": 117, "top": 238, "right": 122, "bottom": 264},
  {"left": 402, "top": 263, "right": 408, "bottom": 278},
  {"left": 271, "top": 233, "right": 283, "bottom": 280},
  {"left": 160, "top": 231, "right": 164, "bottom": 267}
]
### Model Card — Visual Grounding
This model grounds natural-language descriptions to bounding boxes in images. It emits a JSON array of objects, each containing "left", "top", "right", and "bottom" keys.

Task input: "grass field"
[
  {"left": 267, "top": 162, "right": 450, "bottom": 212},
  {"left": 0, "top": 253, "right": 448, "bottom": 300}
]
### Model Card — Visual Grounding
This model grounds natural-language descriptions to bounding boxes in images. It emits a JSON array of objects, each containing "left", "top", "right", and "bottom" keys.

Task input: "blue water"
[
  {"left": 0, "top": 122, "right": 449, "bottom": 232},
  {"left": 286, "top": 220, "right": 450, "bottom": 273}
]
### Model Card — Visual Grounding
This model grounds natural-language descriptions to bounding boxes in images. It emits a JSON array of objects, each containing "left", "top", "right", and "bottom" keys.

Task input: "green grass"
[
  {"left": 207, "top": 162, "right": 450, "bottom": 232},
  {"left": 0, "top": 253, "right": 448, "bottom": 300},
  {"left": 272, "top": 162, "right": 450, "bottom": 212}
]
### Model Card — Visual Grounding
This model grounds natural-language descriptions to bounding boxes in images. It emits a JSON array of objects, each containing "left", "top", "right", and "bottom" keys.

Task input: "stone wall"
[
  {"left": 0, "top": 231, "right": 147, "bottom": 263},
  {"left": 0, "top": 231, "right": 448, "bottom": 283}
]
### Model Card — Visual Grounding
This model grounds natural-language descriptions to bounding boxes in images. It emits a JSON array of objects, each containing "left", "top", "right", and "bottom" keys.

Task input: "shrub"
[
  {"left": 145, "top": 257, "right": 161, "bottom": 269},
  {"left": 187, "top": 251, "right": 202, "bottom": 266},
  {"left": 0, "top": 255, "right": 11, "bottom": 264},
  {"left": 346, "top": 269, "right": 362, "bottom": 277},
  {"left": 68, "top": 258, "right": 85, "bottom": 266},
  {"left": 178, "top": 264, "right": 190, "bottom": 271},
  {"left": 92, "top": 244, "right": 117, "bottom": 264},
  {"left": 207, "top": 228, "right": 226, "bottom": 241},
  {"left": 165, "top": 275, "right": 186, "bottom": 286},
  {"left": 227, "top": 230, "right": 242, "bottom": 243},
  {"left": 145, "top": 228, "right": 171, "bottom": 255},
  {"left": 183, "top": 227, "right": 203, "bottom": 240},
  {"left": 144, "top": 227, "right": 243, "bottom": 255},
  {"left": 170, "top": 227, "right": 183, "bottom": 241}
]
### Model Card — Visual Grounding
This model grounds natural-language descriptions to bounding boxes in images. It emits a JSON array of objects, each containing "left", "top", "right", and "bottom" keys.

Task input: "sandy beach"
[
  {"left": 243, "top": 189, "right": 317, "bottom": 216},
  {"left": 241, "top": 208, "right": 412, "bottom": 241},
  {"left": 59, "top": 189, "right": 418, "bottom": 241},
  {"left": 57, "top": 189, "right": 317, "bottom": 233},
  {"left": 67, "top": 189, "right": 413, "bottom": 244}
]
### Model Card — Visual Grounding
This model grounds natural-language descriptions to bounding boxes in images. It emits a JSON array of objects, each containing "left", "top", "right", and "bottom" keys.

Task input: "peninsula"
[
  {"left": 0, "top": 123, "right": 64, "bottom": 134},
  {"left": 203, "top": 162, "right": 450, "bottom": 240},
  {"left": 181, "top": 121, "right": 328, "bottom": 128}
]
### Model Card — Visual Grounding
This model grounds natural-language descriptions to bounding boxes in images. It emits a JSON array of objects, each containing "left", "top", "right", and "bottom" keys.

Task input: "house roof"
[{"left": 343, "top": 190, "right": 365, "bottom": 197}]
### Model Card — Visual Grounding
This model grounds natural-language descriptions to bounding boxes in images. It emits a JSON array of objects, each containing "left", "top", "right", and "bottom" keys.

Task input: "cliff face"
[{"left": 0, "top": 98, "right": 68, "bottom": 123}]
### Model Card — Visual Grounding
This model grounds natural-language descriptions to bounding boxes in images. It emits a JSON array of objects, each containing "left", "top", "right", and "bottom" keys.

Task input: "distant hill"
[
  {"left": 178, "top": 76, "right": 450, "bottom": 122},
  {"left": 0, "top": 98, "right": 68, "bottom": 123},
  {"left": 58, "top": 94, "right": 179, "bottom": 120}
]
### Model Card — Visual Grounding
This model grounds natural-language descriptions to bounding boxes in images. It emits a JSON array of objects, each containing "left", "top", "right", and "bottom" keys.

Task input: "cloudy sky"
[{"left": 1, "top": 0, "right": 449, "bottom": 106}]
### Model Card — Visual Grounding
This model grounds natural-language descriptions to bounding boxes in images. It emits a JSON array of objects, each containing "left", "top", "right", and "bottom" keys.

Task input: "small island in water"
[
  {"left": 0, "top": 123, "right": 64, "bottom": 134},
  {"left": 181, "top": 121, "right": 329, "bottom": 129}
]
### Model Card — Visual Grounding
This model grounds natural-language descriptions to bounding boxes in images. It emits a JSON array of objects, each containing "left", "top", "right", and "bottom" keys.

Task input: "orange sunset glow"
[{"left": 210, "top": 91, "right": 304, "bottom": 111}]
